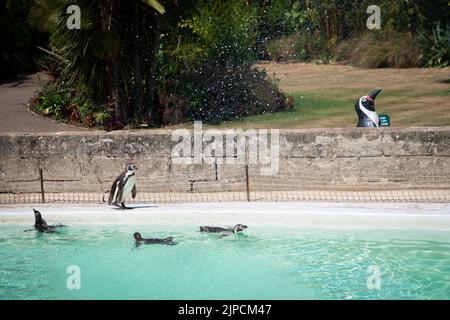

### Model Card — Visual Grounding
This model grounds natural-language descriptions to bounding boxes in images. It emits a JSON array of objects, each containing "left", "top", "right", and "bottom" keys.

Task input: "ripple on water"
[{"left": 0, "top": 225, "right": 449, "bottom": 299}]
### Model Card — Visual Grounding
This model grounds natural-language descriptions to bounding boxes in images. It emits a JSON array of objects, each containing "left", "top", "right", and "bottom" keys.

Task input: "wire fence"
[{"left": 1, "top": 166, "right": 449, "bottom": 205}]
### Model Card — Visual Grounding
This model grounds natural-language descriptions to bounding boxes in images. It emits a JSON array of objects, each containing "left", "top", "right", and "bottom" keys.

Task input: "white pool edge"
[{"left": 1, "top": 202, "right": 450, "bottom": 231}]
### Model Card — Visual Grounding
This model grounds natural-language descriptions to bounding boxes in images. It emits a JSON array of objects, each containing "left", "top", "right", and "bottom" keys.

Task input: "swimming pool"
[{"left": 1, "top": 221, "right": 449, "bottom": 300}]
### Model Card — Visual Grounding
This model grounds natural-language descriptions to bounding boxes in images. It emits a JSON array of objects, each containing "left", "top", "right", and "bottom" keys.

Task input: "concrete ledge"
[{"left": 1, "top": 202, "right": 450, "bottom": 231}]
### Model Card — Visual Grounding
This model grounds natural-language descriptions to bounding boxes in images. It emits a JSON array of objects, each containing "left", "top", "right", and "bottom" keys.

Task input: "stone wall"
[{"left": 0, "top": 127, "right": 449, "bottom": 194}]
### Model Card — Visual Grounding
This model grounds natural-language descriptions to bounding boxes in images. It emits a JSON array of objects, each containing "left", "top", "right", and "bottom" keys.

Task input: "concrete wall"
[{"left": 0, "top": 127, "right": 449, "bottom": 194}]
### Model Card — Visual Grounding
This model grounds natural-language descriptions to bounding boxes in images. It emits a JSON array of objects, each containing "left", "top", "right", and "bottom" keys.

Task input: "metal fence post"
[
  {"left": 39, "top": 168, "right": 45, "bottom": 203},
  {"left": 245, "top": 165, "right": 250, "bottom": 202}
]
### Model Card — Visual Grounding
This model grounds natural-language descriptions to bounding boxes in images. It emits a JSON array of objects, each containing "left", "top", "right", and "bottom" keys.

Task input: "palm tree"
[{"left": 29, "top": 0, "right": 165, "bottom": 128}]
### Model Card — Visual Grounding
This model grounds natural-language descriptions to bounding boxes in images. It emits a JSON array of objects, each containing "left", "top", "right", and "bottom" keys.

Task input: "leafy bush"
[
  {"left": 257, "top": 0, "right": 296, "bottom": 41},
  {"left": 32, "top": 83, "right": 112, "bottom": 128},
  {"left": 188, "top": 61, "right": 293, "bottom": 124},
  {"left": 33, "top": 88, "right": 70, "bottom": 120},
  {"left": 336, "top": 32, "right": 422, "bottom": 68},
  {"left": 177, "top": 0, "right": 258, "bottom": 66},
  {"left": 417, "top": 22, "right": 450, "bottom": 67},
  {"left": 158, "top": 0, "right": 294, "bottom": 125},
  {"left": 256, "top": 0, "right": 450, "bottom": 66},
  {"left": 263, "top": 32, "right": 332, "bottom": 62}
]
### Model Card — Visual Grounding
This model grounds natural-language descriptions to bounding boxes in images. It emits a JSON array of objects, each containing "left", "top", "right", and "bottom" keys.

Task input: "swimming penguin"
[
  {"left": 133, "top": 232, "right": 176, "bottom": 247},
  {"left": 31, "top": 208, "right": 65, "bottom": 233},
  {"left": 200, "top": 224, "right": 248, "bottom": 235},
  {"left": 108, "top": 163, "right": 137, "bottom": 209},
  {"left": 355, "top": 88, "right": 382, "bottom": 127}
]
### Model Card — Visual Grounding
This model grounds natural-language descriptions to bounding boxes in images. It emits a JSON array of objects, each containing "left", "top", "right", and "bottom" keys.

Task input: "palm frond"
[
  {"left": 142, "top": 0, "right": 166, "bottom": 14},
  {"left": 28, "top": 0, "right": 63, "bottom": 32}
]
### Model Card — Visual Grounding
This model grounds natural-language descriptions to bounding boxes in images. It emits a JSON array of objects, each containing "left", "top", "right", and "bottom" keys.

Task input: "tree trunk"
[
  {"left": 98, "top": 0, "right": 124, "bottom": 127},
  {"left": 131, "top": 10, "right": 144, "bottom": 124},
  {"left": 145, "top": 12, "right": 161, "bottom": 126}
]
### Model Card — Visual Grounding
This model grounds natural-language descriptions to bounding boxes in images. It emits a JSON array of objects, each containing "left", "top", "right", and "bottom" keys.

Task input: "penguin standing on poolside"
[
  {"left": 108, "top": 163, "right": 137, "bottom": 209},
  {"left": 355, "top": 88, "right": 382, "bottom": 127}
]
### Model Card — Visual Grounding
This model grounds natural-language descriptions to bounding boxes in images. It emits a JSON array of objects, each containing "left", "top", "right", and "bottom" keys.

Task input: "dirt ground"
[{"left": 258, "top": 62, "right": 450, "bottom": 93}]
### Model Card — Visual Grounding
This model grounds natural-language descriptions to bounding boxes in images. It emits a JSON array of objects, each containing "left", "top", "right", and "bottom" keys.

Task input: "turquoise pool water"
[{"left": 0, "top": 224, "right": 449, "bottom": 300}]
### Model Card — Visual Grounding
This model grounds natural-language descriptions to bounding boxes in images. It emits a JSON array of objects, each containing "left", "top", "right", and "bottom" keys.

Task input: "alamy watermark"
[
  {"left": 366, "top": 265, "right": 381, "bottom": 290},
  {"left": 367, "top": 5, "right": 381, "bottom": 30},
  {"left": 66, "top": 5, "right": 81, "bottom": 30},
  {"left": 171, "top": 121, "right": 280, "bottom": 175},
  {"left": 66, "top": 265, "right": 81, "bottom": 290}
]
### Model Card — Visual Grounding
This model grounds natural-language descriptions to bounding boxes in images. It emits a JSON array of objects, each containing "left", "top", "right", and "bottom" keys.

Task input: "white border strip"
[{"left": 1, "top": 202, "right": 450, "bottom": 231}]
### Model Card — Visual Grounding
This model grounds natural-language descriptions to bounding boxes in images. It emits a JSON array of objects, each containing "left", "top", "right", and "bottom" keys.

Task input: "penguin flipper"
[
  {"left": 109, "top": 172, "right": 126, "bottom": 205},
  {"left": 132, "top": 185, "right": 137, "bottom": 199},
  {"left": 108, "top": 178, "right": 119, "bottom": 205},
  {"left": 108, "top": 189, "right": 113, "bottom": 205}
]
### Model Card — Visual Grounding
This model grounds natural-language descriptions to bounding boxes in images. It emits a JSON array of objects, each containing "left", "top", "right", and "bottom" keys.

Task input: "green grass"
[
  {"left": 211, "top": 89, "right": 450, "bottom": 129},
  {"left": 204, "top": 92, "right": 355, "bottom": 129},
  {"left": 165, "top": 88, "right": 450, "bottom": 130}
]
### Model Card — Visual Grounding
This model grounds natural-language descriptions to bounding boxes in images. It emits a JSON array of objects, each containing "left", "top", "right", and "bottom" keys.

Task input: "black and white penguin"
[
  {"left": 133, "top": 232, "right": 176, "bottom": 247},
  {"left": 108, "top": 163, "right": 137, "bottom": 209},
  {"left": 355, "top": 88, "right": 382, "bottom": 127},
  {"left": 32, "top": 208, "right": 65, "bottom": 233},
  {"left": 200, "top": 224, "right": 248, "bottom": 235}
]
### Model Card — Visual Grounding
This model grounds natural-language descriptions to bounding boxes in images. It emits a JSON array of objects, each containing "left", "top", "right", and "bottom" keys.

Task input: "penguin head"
[
  {"left": 233, "top": 224, "right": 248, "bottom": 233},
  {"left": 33, "top": 208, "right": 41, "bottom": 218},
  {"left": 355, "top": 88, "right": 382, "bottom": 127},
  {"left": 33, "top": 208, "right": 42, "bottom": 223},
  {"left": 357, "top": 88, "right": 382, "bottom": 112},
  {"left": 133, "top": 232, "right": 142, "bottom": 241},
  {"left": 126, "top": 163, "right": 137, "bottom": 172}
]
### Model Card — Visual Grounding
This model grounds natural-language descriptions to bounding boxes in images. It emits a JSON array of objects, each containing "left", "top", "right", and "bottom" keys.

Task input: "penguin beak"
[{"left": 368, "top": 88, "right": 382, "bottom": 100}]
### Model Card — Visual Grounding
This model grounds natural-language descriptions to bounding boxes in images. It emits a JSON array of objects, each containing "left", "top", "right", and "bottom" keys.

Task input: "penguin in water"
[
  {"left": 200, "top": 224, "right": 247, "bottom": 236},
  {"left": 108, "top": 163, "right": 137, "bottom": 209},
  {"left": 355, "top": 88, "right": 382, "bottom": 127},
  {"left": 29, "top": 209, "right": 65, "bottom": 233},
  {"left": 133, "top": 232, "right": 176, "bottom": 247}
]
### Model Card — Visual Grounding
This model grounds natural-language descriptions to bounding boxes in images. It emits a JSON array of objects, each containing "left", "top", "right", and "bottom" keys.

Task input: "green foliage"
[
  {"left": 336, "top": 32, "right": 422, "bottom": 68},
  {"left": 94, "top": 110, "right": 112, "bottom": 127},
  {"left": 257, "top": 0, "right": 370, "bottom": 61},
  {"left": 0, "top": 0, "right": 46, "bottom": 77},
  {"left": 258, "top": 0, "right": 295, "bottom": 40},
  {"left": 417, "top": 22, "right": 450, "bottom": 67},
  {"left": 33, "top": 83, "right": 112, "bottom": 128},
  {"left": 28, "top": 0, "right": 165, "bottom": 128},
  {"left": 263, "top": 32, "right": 332, "bottom": 62},
  {"left": 380, "top": 0, "right": 450, "bottom": 33},
  {"left": 257, "top": 0, "right": 450, "bottom": 66},
  {"left": 34, "top": 90, "right": 70, "bottom": 119},
  {"left": 177, "top": 0, "right": 258, "bottom": 65},
  {"left": 158, "top": 0, "right": 293, "bottom": 124},
  {"left": 187, "top": 62, "right": 293, "bottom": 123},
  {"left": 29, "top": 0, "right": 114, "bottom": 98}
]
